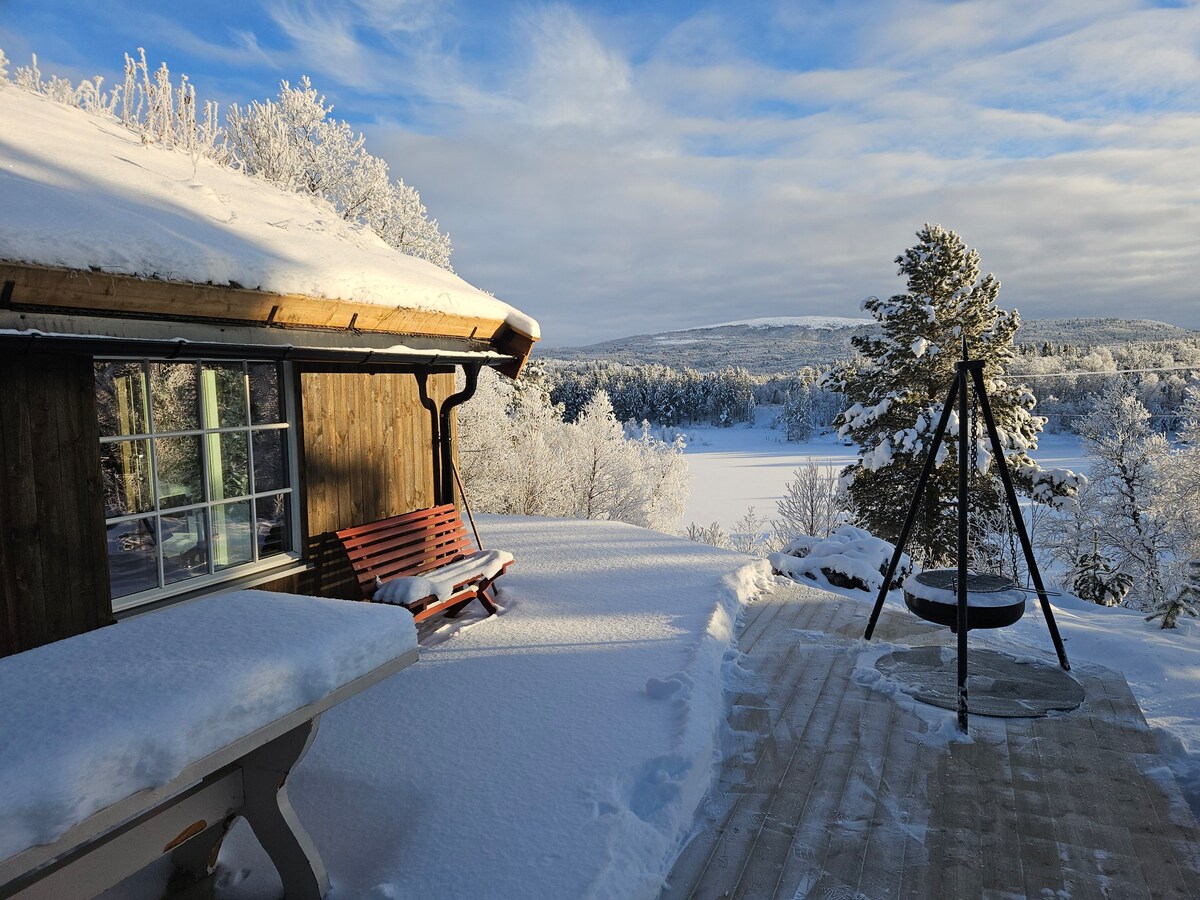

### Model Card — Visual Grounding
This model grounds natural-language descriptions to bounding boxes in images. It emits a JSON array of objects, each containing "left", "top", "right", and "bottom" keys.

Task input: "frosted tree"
[
  {"left": 456, "top": 367, "right": 689, "bottom": 531},
  {"left": 1146, "top": 560, "right": 1200, "bottom": 629},
  {"left": 1156, "top": 387, "right": 1200, "bottom": 563},
  {"left": 226, "top": 77, "right": 453, "bottom": 270},
  {"left": 570, "top": 391, "right": 633, "bottom": 519},
  {"left": 1079, "top": 380, "right": 1172, "bottom": 607},
  {"left": 626, "top": 422, "right": 690, "bottom": 531},
  {"left": 826, "top": 224, "right": 1077, "bottom": 566},
  {"left": 775, "top": 459, "right": 843, "bottom": 541},
  {"left": 779, "top": 385, "right": 813, "bottom": 442}
]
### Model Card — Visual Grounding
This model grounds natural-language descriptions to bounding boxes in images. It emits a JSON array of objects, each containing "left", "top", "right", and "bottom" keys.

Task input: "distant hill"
[
  {"left": 1011, "top": 317, "right": 1196, "bottom": 349},
  {"left": 538, "top": 316, "right": 1196, "bottom": 375}
]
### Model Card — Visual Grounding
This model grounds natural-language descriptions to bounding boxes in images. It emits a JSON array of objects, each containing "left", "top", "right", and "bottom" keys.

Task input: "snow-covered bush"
[
  {"left": 774, "top": 459, "right": 845, "bottom": 542},
  {"left": 768, "top": 525, "right": 914, "bottom": 594},
  {"left": 726, "top": 506, "right": 776, "bottom": 557},
  {"left": 1146, "top": 561, "right": 1200, "bottom": 629},
  {"left": 686, "top": 521, "right": 730, "bottom": 550},
  {"left": 457, "top": 367, "right": 690, "bottom": 532}
]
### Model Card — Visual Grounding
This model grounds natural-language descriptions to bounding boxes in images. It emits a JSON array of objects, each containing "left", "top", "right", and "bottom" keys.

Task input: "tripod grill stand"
[{"left": 862, "top": 349, "right": 1070, "bottom": 732}]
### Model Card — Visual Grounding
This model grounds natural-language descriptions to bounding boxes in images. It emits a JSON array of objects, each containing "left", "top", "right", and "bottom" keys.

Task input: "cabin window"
[{"left": 95, "top": 359, "right": 299, "bottom": 609}]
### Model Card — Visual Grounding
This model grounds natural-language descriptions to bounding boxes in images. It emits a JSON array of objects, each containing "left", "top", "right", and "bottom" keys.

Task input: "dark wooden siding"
[
  {"left": 0, "top": 353, "right": 112, "bottom": 657},
  {"left": 262, "top": 368, "right": 454, "bottom": 600}
]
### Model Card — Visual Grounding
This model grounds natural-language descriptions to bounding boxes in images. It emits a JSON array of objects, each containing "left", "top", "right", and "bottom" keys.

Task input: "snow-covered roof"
[{"left": 0, "top": 88, "right": 539, "bottom": 351}]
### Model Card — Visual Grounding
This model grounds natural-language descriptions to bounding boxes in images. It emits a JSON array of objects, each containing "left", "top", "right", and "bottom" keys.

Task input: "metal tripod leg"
[
  {"left": 864, "top": 377, "right": 960, "bottom": 641},
  {"left": 969, "top": 365, "right": 1070, "bottom": 671}
]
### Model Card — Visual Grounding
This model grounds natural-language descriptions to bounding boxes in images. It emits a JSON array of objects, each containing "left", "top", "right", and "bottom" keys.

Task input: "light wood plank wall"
[{"left": 263, "top": 368, "right": 456, "bottom": 600}]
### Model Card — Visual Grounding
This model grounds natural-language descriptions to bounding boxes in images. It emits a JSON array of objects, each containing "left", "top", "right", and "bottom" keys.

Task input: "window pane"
[
  {"left": 249, "top": 363, "right": 282, "bottom": 424},
  {"left": 213, "top": 500, "right": 254, "bottom": 570},
  {"left": 207, "top": 431, "right": 250, "bottom": 500},
  {"left": 155, "top": 435, "right": 202, "bottom": 509},
  {"left": 100, "top": 439, "right": 153, "bottom": 517},
  {"left": 256, "top": 494, "right": 292, "bottom": 558},
  {"left": 95, "top": 362, "right": 149, "bottom": 437},
  {"left": 161, "top": 508, "right": 208, "bottom": 584},
  {"left": 252, "top": 429, "right": 287, "bottom": 493},
  {"left": 106, "top": 519, "right": 159, "bottom": 598},
  {"left": 150, "top": 363, "right": 198, "bottom": 432},
  {"left": 202, "top": 363, "right": 248, "bottom": 428}
]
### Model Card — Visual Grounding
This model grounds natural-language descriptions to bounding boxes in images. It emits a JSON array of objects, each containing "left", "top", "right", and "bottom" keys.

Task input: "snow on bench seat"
[
  {"left": 374, "top": 548, "right": 514, "bottom": 608},
  {"left": 0, "top": 589, "right": 417, "bottom": 864}
]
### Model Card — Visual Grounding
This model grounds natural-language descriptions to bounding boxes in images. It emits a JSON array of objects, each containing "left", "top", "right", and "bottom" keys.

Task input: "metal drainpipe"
[
  {"left": 416, "top": 365, "right": 481, "bottom": 507},
  {"left": 415, "top": 372, "right": 443, "bottom": 505},
  {"left": 438, "top": 364, "right": 481, "bottom": 506}
]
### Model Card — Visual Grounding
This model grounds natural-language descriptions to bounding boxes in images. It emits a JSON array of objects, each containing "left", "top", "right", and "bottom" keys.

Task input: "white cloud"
[{"left": 302, "top": 1, "right": 1200, "bottom": 344}]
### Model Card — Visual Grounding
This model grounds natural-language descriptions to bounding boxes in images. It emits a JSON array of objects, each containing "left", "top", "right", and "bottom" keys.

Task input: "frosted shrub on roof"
[{"left": 225, "top": 76, "right": 453, "bottom": 271}]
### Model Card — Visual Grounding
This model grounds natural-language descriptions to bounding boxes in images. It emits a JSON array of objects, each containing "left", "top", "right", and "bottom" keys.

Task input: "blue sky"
[{"left": 3, "top": 1, "right": 1199, "bottom": 345}]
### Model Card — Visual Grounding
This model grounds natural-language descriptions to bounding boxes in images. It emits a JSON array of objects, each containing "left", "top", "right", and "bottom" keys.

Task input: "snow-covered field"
[{"left": 680, "top": 411, "right": 1087, "bottom": 531}]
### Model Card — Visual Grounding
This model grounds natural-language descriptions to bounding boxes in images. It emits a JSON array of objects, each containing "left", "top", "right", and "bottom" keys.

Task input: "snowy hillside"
[
  {"left": 540, "top": 316, "right": 1195, "bottom": 374},
  {"left": 687, "top": 315, "right": 872, "bottom": 331}
]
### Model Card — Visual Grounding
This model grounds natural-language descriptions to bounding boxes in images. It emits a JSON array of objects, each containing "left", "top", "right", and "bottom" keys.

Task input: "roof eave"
[{"left": 0, "top": 260, "right": 538, "bottom": 377}]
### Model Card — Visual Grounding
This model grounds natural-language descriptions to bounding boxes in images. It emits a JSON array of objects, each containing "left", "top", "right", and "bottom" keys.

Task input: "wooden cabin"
[{"left": 0, "top": 89, "right": 538, "bottom": 657}]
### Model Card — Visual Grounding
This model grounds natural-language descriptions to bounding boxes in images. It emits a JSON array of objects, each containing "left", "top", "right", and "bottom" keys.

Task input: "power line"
[{"left": 1005, "top": 364, "right": 1200, "bottom": 379}]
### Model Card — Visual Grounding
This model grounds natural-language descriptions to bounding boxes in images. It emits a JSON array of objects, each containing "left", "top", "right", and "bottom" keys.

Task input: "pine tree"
[
  {"left": 1072, "top": 547, "right": 1133, "bottom": 607},
  {"left": 1146, "top": 560, "right": 1200, "bottom": 629},
  {"left": 780, "top": 385, "right": 813, "bottom": 442},
  {"left": 826, "top": 224, "right": 1075, "bottom": 566}
]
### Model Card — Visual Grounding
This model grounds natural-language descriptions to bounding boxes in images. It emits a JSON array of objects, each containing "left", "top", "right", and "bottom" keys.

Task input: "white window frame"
[{"left": 96, "top": 357, "right": 303, "bottom": 612}]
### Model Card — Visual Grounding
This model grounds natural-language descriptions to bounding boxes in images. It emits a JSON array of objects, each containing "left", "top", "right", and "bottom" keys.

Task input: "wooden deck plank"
[
  {"left": 661, "top": 585, "right": 1200, "bottom": 900},
  {"left": 664, "top": 597, "right": 845, "bottom": 900}
]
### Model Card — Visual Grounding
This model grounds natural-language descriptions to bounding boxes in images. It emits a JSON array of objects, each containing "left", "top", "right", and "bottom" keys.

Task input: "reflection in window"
[
  {"left": 96, "top": 360, "right": 295, "bottom": 605},
  {"left": 150, "top": 362, "right": 198, "bottom": 433}
]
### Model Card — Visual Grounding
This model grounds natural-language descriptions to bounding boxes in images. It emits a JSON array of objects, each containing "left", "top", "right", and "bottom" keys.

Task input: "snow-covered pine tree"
[
  {"left": 826, "top": 224, "right": 1075, "bottom": 566},
  {"left": 779, "top": 384, "right": 813, "bottom": 442},
  {"left": 1072, "top": 548, "right": 1133, "bottom": 607},
  {"left": 1146, "top": 560, "right": 1200, "bottom": 629}
]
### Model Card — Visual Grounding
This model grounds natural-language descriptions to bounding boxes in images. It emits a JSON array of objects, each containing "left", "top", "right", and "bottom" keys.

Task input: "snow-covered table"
[{"left": 0, "top": 590, "right": 418, "bottom": 899}]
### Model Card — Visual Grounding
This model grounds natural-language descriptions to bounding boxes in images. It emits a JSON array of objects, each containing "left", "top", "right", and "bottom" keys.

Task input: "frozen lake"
[{"left": 680, "top": 410, "right": 1088, "bottom": 530}]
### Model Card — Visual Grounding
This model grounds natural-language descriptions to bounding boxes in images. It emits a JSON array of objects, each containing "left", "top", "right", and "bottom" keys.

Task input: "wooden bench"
[
  {"left": 0, "top": 590, "right": 418, "bottom": 900},
  {"left": 336, "top": 504, "right": 514, "bottom": 623}
]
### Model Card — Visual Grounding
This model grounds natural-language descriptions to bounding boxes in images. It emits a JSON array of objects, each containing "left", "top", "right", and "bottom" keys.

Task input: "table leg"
[{"left": 238, "top": 718, "right": 329, "bottom": 899}]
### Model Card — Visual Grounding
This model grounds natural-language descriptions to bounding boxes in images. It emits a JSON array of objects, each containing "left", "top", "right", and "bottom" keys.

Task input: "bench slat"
[
  {"left": 337, "top": 507, "right": 464, "bottom": 544},
  {"left": 334, "top": 504, "right": 510, "bottom": 623}
]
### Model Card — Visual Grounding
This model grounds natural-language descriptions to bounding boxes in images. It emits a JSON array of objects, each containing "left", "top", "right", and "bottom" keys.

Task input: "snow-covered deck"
[
  {"left": 196, "top": 517, "right": 772, "bottom": 899},
  {"left": 663, "top": 585, "right": 1200, "bottom": 898},
  {"left": 86, "top": 516, "right": 1200, "bottom": 898}
]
